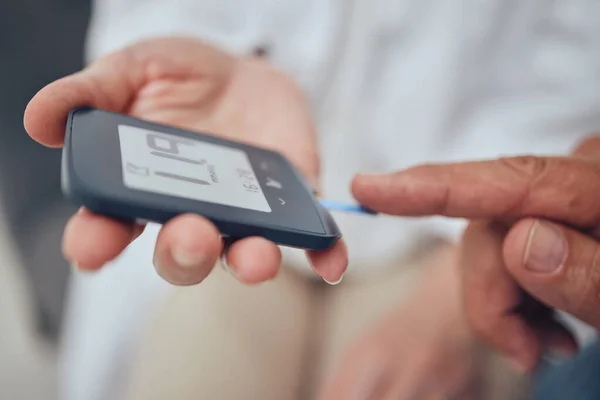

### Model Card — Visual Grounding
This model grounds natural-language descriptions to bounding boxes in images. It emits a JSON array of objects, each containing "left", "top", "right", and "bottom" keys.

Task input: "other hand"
[
  {"left": 320, "top": 245, "right": 481, "bottom": 400},
  {"left": 351, "top": 135, "right": 600, "bottom": 372}
]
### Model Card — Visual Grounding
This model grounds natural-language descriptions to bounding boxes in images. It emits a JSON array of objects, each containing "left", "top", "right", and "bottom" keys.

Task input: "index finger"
[{"left": 352, "top": 156, "right": 600, "bottom": 229}]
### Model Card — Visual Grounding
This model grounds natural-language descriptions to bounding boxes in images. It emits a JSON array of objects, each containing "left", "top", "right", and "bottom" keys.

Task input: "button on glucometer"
[
  {"left": 278, "top": 198, "right": 286, "bottom": 206},
  {"left": 266, "top": 177, "right": 283, "bottom": 189}
]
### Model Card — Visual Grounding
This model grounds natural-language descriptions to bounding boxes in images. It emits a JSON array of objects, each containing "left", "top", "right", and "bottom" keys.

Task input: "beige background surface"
[{"left": 0, "top": 218, "right": 58, "bottom": 400}]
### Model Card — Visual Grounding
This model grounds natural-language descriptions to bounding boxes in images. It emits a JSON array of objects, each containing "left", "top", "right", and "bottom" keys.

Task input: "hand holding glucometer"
[
  {"left": 23, "top": 38, "right": 357, "bottom": 285},
  {"left": 62, "top": 108, "right": 377, "bottom": 283}
]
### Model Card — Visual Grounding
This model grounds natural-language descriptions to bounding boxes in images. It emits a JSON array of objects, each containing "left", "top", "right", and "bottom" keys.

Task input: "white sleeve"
[{"left": 86, "top": 0, "right": 268, "bottom": 61}]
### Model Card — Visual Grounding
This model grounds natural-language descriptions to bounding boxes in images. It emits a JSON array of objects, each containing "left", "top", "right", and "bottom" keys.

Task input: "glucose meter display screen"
[{"left": 117, "top": 125, "right": 271, "bottom": 213}]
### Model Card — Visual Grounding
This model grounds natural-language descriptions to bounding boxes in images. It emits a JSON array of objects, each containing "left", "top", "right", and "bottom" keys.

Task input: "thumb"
[
  {"left": 24, "top": 52, "right": 141, "bottom": 148},
  {"left": 24, "top": 38, "right": 234, "bottom": 148},
  {"left": 503, "top": 218, "right": 600, "bottom": 330}
]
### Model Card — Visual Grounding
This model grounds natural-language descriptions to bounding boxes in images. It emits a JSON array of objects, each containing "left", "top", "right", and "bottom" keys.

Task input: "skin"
[
  {"left": 351, "top": 135, "right": 600, "bottom": 373},
  {"left": 319, "top": 244, "right": 482, "bottom": 400},
  {"left": 24, "top": 37, "right": 348, "bottom": 285}
]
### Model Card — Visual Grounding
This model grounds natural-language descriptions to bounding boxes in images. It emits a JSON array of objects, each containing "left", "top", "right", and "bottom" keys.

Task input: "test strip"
[{"left": 318, "top": 199, "right": 378, "bottom": 215}]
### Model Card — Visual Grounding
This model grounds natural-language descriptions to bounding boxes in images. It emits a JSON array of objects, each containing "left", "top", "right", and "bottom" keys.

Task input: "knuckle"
[
  {"left": 496, "top": 156, "right": 600, "bottom": 223},
  {"left": 495, "top": 156, "right": 549, "bottom": 216},
  {"left": 498, "top": 156, "right": 548, "bottom": 180}
]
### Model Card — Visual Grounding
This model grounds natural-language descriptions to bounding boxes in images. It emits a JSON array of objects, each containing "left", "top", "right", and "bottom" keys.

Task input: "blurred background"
[
  {"left": 0, "top": 1, "right": 89, "bottom": 398},
  {"left": 0, "top": 2, "right": 598, "bottom": 400}
]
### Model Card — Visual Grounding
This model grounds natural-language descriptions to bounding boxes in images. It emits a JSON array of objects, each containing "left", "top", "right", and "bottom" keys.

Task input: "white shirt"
[{"left": 62, "top": 1, "right": 600, "bottom": 399}]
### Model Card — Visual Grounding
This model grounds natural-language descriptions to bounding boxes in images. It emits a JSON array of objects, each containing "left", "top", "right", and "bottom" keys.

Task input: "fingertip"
[
  {"left": 161, "top": 214, "right": 222, "bottom": 255},
  {"left": 350, "top": 173, "right": 386, "bottom": 206},
  {"left": 154, "top": 214, "right": 222, "bottom": 286},
  {"left": 350, "top": 173, "right": 367, "bottom": 194},
  {"left": 23, "top": 80, "right": 49, "bottom": 132},
  {"left": 307, "top": 239, "right": 348, "bottom": 283},
  {"left": 23, "top": 58, "right": 136, "bottom": 148},
  {"left": 23, "top": 96, "right": 35, "bottom": 139},
  {"left": 62, "top": 209, "right": 134, "bottom": 269},
  {"left": 227, "top": 237, "right": 281, "bottom": 284},
  {"left": 23, "top": 77, "right": 73, "bottom": 148}
]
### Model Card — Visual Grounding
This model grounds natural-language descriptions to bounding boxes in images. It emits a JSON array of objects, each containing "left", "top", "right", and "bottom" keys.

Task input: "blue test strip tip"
[{"left": 318, "top": 199, "right": 378, "bottom": 215}]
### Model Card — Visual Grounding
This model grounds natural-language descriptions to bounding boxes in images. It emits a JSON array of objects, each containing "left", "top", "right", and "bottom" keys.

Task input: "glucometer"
[{"left": 62, "top": 108, "right": 372, "bottom": 251}]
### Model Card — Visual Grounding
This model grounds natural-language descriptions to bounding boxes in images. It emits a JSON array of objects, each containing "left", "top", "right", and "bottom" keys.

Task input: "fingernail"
[
  {"left": 524, "top": 221, "right": 566, "bottom": 273},
  {"left": 323, "top": 273, "right": 344, "bottom": 286},
  {"left": 219, "top": 254, "right": 242, "bottom": 281},
  {"left": 171, "top": 247, "right": 205, "bottom": 269}
]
